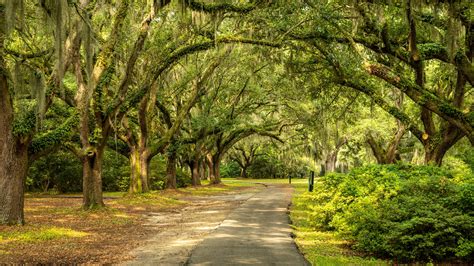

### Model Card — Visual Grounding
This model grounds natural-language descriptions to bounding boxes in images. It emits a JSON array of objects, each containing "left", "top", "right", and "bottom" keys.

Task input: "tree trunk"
[
  {"left": 211, "top": 157, "right": 221, "bottom": 184},
  {"left": 422, "top": 71, "right": 466, "bottom": 166},
  {"left": 367, "top": 126, "right": 405, "bottom": 165},
  {"left": 190, "top": 160, "right": 201, "bottom": 186},
  {"left": 0, "top": 143, "right": 28, "bottom": 225},
  {"left": 206, "top": 158, "right": 213, "bottom": 181},
  {"left": 206, "top": 154, "right": 221, "bottom": 184},
  {"left": 325, "top": 138, "right": 347, "bottom": 173},
  {"left": 241, "top": 167, "right": 248, "bottom": 178},
  {"left": 129, "top": 148, "right": 150, "bottom": 193},
  {"left": 199, "top": 160, "right": 206, "bottom": 180},
  {"left": 82, "top": 145, "right": 105, "bottom": 209},
  {"left": 0, "top": 19, "right": 28, "bottom": 224},
  {"left": 142, "top": 157, "right": 151, "bottom": 191},
  {"left": 423, "top": 134, "right": 460, "bottom": 166},
  {"left": 166, "top": 152, "right": 177, "bottom": 189},
  {"left": 325, "top": 152, "right": 337, "bottom": 173},
  {"left": 367, "top": 135, "right": 385, "bottom": 164}
]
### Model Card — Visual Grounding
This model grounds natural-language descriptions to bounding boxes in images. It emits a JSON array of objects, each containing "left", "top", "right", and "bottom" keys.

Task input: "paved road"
[
  {"left": 186, "top": 184, "right": 309, "bottom": 266},
  {"left": 125, "top": 192, "right": 256, "bottom": 266}
]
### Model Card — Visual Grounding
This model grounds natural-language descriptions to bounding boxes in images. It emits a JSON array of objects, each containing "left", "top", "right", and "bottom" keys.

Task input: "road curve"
[{"left": 186, "top": 184, "right": 309, "bottom": 266}]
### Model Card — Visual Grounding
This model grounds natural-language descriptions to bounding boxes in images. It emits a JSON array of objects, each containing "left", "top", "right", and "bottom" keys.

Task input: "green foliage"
[
  {"left": 176, "top": 168, "right": 192, "bottom": 188},
  {"left": 297, "top": 164, "right": 474, "bottom": 263},
  {"left": 28, "top": 113, "right": 79, "bottom": 155},
  {"left": 220, "top": 160, "right": 240, "bottom": 178},
  {"left": 27, "top": 149, "right": 131, "bottom": 193},
  {"left": 27, "top": 150, "right": 82, "bottom": 193},
  {"left": 247, "top": 154, "right": 306, "bottom": 179},
  {"left": 459, "top": 148, "right": 474, "bottom": 173},
  {"left": 12, "top": 107, "right": 36, "bottom": 137},
  {"left": 101, "top": 151, "right": 130, "bottom": 192}
]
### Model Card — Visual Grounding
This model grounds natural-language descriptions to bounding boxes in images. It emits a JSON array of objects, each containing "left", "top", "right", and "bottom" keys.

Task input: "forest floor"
[{"left": 0, "top": 182, "right": 260, "bottom": 264}]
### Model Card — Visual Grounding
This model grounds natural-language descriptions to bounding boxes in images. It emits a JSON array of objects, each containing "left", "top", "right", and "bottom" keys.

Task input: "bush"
[
  {"left": 27, "top": 151, "right": 82, "bottom": 193},
  {"left": 220, "top": 161, "right": 240, "bottom": 178},
  {"left": 301, "top": 164, "right": 474, "bottom": 263},
  {"left": 102, "top": 151, "right": 130, "bottom": 192},
  {"left": 176, "top": 168, "right": 192, "bottom": 188}
]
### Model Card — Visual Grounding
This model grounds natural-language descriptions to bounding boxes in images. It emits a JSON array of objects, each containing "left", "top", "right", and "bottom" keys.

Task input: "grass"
[
  {"left": 289, "top": 181, "right": 389, "bottom": 266},
  {"left": 0, "top": 226, "right": 88, "bottom": 243},
  {"left": 112, "top": 182, "right": 253, "bottom": 205},
  {"left": 222, "top": 177, "right": 308, "bottom": 185},
  {"left": 177, "top": 185, "right": 236, "bottom": 195},
  {"left": 114, "top": 191, "right": 185, "bottom": 204}
]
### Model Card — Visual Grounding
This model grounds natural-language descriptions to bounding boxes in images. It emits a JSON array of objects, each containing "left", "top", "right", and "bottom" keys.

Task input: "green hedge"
[{"left": 299, "top": 164, "right": 473, "bottom": 262}]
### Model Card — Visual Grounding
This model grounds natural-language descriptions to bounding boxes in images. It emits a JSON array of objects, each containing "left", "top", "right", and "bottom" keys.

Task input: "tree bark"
[
  {"left": 0, "top": 12, "right": 28, "bottom": 224},
  {"left": 325, "top": 152, "right": 337, "bottom": 173},
  {"left": 205, "top": 158, "right": 212, "bottom": 180},
  {"left": 324, "top": 138, "right": 347, "bottom": 173},
  {"left": 423, "top": 128, "right": 463, "bottom": 166},
  {"left": 129, "top": 148, "right": 150, "bottom": 193},
  {"left": 367, "top": 122, "right": 405, "bottom": 164},
  {"left": 206, "top": 154, "right": 222, "bottom": 184},
  {"left": 241, "top": 167, "right": 248, "bottom": 178},
  {"left": 81, "top": 145, "right": 105, "bottom": 209},
  {"left": 0, "top": 142, "right": 28, "bottom": 225},
  {"left": 207, "top": 156, "right": 215, "bottom": 183},
  {"left": 190, "top": 160, "right": 201, "bottom": 186},
  {"left": 199, "top": 160, "right": 206, "bottom": 180},
  {"left": 211, "top": 156, "right": 222, "bottom": 184},
  {"left": 166, "top": 151, "right": 177, "bottom": 189}
]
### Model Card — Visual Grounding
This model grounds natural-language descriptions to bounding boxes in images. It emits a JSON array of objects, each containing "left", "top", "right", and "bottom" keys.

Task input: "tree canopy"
[{"left": 0, "top": 0, "right": 471, "bottom": 249}]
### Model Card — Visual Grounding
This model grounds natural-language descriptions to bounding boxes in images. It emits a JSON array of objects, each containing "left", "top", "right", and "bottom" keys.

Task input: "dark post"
[
  {"left": 289, "top": 175, "right": 292, "bottom": 184},
  {"left": 309, "top": 171, "right": 314, "bottom": 192}
]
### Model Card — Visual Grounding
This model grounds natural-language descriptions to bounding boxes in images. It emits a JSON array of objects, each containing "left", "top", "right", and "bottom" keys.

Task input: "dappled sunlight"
[
  {"left": 187, "top": 185, "right": 308, "bottom": 265},
  {"left": 0, "top": 226, "right": 89, "bottom": 244},
  {"left": 170, "top": 238, "right": 198, "bottom": 247},
  {"left": 195, "top": 226, "right": 219, "bottom": 231},
  {"left": 200, "top": 210, "right": 220, "bottom": 214}
]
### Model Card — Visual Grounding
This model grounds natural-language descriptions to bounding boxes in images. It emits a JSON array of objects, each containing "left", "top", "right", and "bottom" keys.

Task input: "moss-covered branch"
[
  {"left": 89, "top": 0, "right": 129, "bottom": 89},
  {"left": 12, "top": 108, "right": 36, "bottom": 138},
  {"left": 110, "top": 36, "right": 280, "bottom": 118},
  {"left": 150, "top": 36, "right": 280, "bottom": 83},
  {"left": 340, "top": 77, "right": 425, "bottom": 143},
  {"left": 185, "top": 0, "right": 255, "bottom": 13},
  {"left": 106, "top": 12, "right": 155, "bottom": 121},
  {"left": 5, "top": 47, "right": 53, "bottom": 59},
  {"left": 366, "top": 64, "right": 474, "bottom": 144},
  {"left": 28, "top": 113, "right": 80, "bottom": 159}
]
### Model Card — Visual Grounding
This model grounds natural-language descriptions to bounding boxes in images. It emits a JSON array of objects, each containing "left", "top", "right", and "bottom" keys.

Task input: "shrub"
[
  {"left": 220, "top": 161, "right": 240, "bottom": 178},
  {"left": 102, "top": 151, "right": 130, "bottom": 192},
  {"left": 304, "top": 164, "right": 474, "bottom": 262},
  {"left": 27, "top": 150, "right": 82, "bottom": 193},
  {"left": 176, "top": 168, "right": 192, "bottom": 188}
]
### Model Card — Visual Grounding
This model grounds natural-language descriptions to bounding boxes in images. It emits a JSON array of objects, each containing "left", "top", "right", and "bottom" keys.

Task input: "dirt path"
[
  {"left": 186, "top": 184, "right": 308, "bottom": 265},
  {"left": 124, "top": 183, "right": 308, "bottom": 265},
  {"left": 124, "top": 191, "right": 259, "bottom": 265}
]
